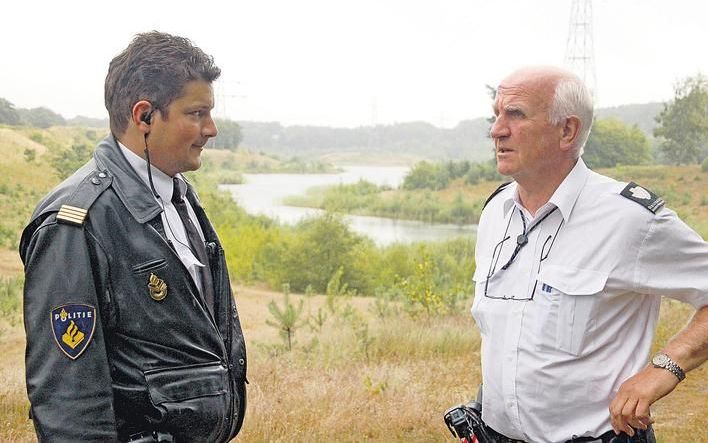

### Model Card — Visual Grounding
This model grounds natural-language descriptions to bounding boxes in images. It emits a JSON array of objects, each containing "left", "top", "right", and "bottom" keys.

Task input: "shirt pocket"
[{"left": 535, "top": 265, "right": 608, "bottom": 356}]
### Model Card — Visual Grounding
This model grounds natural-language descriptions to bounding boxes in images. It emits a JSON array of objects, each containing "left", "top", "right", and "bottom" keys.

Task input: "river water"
[{"left": 220, "top": 166, "right": 476, "bottom": 246}]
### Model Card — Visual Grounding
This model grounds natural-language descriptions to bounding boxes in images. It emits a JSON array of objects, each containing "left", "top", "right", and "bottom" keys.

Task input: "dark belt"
[
  {"left": 126, "top": 430, "right": 175, "bottom": 443},
  {"left": 487, "top": 426, "right": 655, "bottom": 443},
  {"left": 570, "top": 427, "right": 656, "bottom": 443},
  {"left": 486, "top": 425, "right": 525, "bottom": 443}
]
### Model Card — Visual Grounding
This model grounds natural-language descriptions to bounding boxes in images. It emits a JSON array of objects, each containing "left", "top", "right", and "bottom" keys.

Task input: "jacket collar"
[{"left": 93, "top": 135, "right": 163, "bottom": 224}]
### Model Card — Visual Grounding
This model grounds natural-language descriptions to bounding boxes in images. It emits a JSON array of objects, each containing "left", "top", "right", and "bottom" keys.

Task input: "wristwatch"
[{"left": 651, "top": 353, "right": 686, "bottom": 381}]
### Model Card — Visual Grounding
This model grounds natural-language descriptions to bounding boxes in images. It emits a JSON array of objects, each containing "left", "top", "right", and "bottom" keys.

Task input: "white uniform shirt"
[
  {"left": 118, "top": 142, "right": 207, "bottom": 290},
  {"left": 471, "top": 159, "right": 708, "bottom": 442}
]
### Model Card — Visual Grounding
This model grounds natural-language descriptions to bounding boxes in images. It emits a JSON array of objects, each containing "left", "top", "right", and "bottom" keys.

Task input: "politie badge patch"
[{"left": 50, "top": 304, "right": 96, "bottom": 360}]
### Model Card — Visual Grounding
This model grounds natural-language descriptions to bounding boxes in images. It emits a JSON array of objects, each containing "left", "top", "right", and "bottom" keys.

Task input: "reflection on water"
[{"left": 219, "top": 166, "right": 476, "bottom": 246}]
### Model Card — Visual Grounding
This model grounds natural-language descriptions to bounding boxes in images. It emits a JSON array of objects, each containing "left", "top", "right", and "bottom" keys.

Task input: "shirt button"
[
  {"left": 91, "top": 177, "right": 101, "bottom": 185},
  {"left": 98, "top": 172, "right": 107, "bottom": 178},
  {"left": 238, "top": 358, "right": 245, "bottom": 365}
]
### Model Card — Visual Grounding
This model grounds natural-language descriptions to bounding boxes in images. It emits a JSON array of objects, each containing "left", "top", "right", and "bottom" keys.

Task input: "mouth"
[{"left": 497, "top": 146, "right": 513, "bottom": 154}]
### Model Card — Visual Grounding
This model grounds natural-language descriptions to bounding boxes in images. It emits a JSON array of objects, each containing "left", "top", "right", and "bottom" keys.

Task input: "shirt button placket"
[{"left": 502, "top": 303, "right": 524, "bottom": 434}]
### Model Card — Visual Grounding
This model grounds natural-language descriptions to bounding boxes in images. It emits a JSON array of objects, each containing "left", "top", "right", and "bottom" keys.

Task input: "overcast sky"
[{"left": 1, "top": 0, "right": 706, "bottom": 128}]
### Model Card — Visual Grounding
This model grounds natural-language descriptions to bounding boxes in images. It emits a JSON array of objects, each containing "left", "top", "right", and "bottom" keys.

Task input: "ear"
[
  {"left": 559, "top": 115, "right": 581, "bottom": 153},
  {"left": 131, "top": 101, "right": 154, "bottom": 134}
]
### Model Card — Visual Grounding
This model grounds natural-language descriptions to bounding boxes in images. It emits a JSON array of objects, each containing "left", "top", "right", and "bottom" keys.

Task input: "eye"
[{"left": 507, "top": 108, "right": 525, "bottom": 118}]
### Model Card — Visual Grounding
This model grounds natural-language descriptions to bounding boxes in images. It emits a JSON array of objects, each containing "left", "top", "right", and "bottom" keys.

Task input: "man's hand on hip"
[{"left": 608, "top": 365, "right": 679, "bottom": 436}]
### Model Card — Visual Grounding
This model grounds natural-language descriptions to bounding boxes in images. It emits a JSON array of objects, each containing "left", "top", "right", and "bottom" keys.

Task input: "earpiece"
[
  {"left": 141, "top": 106, "right": 158, "bottom": 199},
  {"left": 141, "top": 110, "right": 153, "bottom": 125}
]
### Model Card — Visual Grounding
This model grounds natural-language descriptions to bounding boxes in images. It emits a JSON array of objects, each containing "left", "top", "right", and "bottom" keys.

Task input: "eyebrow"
[
  {"left": 504, "top": 105, "right": 524, "bottom": 113},
  {"left": 492, "top": 103, "right": 525, "bottom": 116}
]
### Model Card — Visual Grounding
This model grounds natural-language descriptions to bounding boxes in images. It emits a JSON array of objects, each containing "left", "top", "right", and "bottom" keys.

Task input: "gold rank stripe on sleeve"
[{"left": 56, "top": 205, "right": 88, "bottom": 226}]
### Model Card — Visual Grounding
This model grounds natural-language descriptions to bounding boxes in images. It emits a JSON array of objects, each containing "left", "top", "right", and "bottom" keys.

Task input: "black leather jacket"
[{"left": 20, "top": 136, "right": 247, "bottom": 442}]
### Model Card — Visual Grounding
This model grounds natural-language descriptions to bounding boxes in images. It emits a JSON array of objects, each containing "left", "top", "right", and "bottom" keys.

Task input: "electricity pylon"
[{"left": 565, "top": 0, "right": 597, "bottom": 101}]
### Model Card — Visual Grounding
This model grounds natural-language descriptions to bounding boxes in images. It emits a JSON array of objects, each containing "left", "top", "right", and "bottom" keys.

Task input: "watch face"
[{"left": 652, "top": 354, "right": 669, "bottom": 366}]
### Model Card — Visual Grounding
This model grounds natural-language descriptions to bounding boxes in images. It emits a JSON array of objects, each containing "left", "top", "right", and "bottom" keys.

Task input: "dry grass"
[
  {"left": 2, "top": 287, "right": 704, "bottom": 442},
  {"left": 0, "top": 326, "right": 33, "bottom": 442},
  {"left": 224, "top": 287, "right": 482, "bottom": 442},
  {"left": 0, "top": 250, "right": 22, "bottom": 278},
  {"left": 0, "top": 128, "right": 55, "bottom": 190}
]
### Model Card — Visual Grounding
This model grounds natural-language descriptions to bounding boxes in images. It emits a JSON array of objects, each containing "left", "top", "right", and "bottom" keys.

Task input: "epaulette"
[
  {"left": 483, "top": 181, "right": 512, "bottom": 209},
  {"left": 56, "top": 170, "right": 113, "bottom": 226},
  {"left": 620, "top": 182, "right": 665, "bottom": 214}
]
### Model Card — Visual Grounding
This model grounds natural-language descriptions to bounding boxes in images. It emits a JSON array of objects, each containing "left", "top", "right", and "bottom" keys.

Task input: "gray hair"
[{"left": 548, "top": 77, "right": 594, "bottom": 156}]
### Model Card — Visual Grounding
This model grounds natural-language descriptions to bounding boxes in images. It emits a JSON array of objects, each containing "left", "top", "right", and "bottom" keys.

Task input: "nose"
[
  {"left": 489, "top": 115, "right": 509, "bottom": 139},
  {"left": 203, "top": 114, "right": 218, "bottom": 138}
]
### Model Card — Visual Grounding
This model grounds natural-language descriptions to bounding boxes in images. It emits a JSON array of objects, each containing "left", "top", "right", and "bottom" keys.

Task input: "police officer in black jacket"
[{"left": 20, "top": 31, "right": 247, "bottom": 442}]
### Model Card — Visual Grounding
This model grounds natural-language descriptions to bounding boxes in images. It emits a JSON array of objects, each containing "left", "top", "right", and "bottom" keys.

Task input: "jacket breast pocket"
[
  {"left": 132, "top": 258, "right": 168, "bottom": 274},
  {"left": 144, "top": 362, "right": 230, "bottom": 442},
  {"left": 535, "top": 265, "right": 608, "bottom": 356}
]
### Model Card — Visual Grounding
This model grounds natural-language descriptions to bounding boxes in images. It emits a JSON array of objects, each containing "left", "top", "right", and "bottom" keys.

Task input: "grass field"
[{"left": 1, "top": 282, "right": 706, "bottom": 442}]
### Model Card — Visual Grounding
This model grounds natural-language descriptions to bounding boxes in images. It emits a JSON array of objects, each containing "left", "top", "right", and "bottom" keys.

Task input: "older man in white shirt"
[{"left": 471, "top": 66, "right": 708, "bottom": 443}]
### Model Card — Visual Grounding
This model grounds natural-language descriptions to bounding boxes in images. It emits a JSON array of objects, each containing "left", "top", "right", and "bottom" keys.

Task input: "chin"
[
  {"left": 495, "top": 163, "right": 514, "bottom": 177},
  {"left": 188, "top": 156, "right": 203, "bottom": 171}
]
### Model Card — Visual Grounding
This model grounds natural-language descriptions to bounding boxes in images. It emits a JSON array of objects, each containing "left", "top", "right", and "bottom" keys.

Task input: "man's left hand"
[{"left": 608, "top": 365, "right": 679, "bottom": 436}]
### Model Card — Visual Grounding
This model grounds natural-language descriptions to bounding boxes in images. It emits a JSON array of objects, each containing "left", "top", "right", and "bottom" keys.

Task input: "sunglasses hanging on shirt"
[
  {"left": 500, "top": 206, "right": 559, "bottom": 270},
  {"left": 484, "top": 206, "right": 564, "bottom": 301}
]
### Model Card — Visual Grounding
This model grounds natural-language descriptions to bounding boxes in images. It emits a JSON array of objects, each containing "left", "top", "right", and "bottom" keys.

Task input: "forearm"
[{"left": 660, "top": 305, "right": 708, "bottom": 373}]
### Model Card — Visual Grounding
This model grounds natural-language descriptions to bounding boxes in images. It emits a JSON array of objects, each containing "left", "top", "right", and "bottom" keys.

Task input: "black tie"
[{"left": 171, "top": 178, "right": 215, "bottom": 316}]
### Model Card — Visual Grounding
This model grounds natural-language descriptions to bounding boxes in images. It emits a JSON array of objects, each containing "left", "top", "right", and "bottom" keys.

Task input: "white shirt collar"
[
  {"left": 502, "top": 158, "right": 590, "bottom": 223},
  {"left": 117, "top": 141, "right": 185, "bottom": 202},
  {"left": 547, "top": 158, "right": 589, "bottom": 222}
]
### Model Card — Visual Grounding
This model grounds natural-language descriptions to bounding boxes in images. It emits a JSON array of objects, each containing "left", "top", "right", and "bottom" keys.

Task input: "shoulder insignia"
[
  {"left": 50, "top": 303, "right": 96, "bottom": 360},
  {"left": 56, "top": 170, "right": 112, "bottom": 226},
  {"left": 620, "top": 182, "right": 665, "bottom": 213},
  {"left": 483, "top": 181, "right": 513, "bottom": 209},
  {"left": 56, "top": 205, "right": 88, "bottom": 226}
]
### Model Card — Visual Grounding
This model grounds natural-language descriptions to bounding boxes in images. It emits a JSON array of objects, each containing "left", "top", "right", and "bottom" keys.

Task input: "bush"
[
  {"left": 584, "top": 118, "right": 651, "bottom": 168},
  {"left": 49, "top": 143, "right": 93, "bottom": 179}
]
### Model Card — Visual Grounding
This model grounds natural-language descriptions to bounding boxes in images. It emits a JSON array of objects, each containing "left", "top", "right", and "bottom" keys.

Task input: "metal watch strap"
[
  {"left": 653, "top": 353, "right": 686, "bottom": 381},
  {"left": 664, "top": 359, "right": 686, "bottom": 381}
]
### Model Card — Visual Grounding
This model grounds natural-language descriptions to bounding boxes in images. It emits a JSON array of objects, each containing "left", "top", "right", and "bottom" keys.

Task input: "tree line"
[{"left": 3, "top": 73, "right": 705, "bottom": 165}]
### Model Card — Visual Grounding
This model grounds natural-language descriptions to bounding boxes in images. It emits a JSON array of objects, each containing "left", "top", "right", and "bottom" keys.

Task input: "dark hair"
[{"left": 104, "top": 31, "right": 221, "bottom": 135}]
